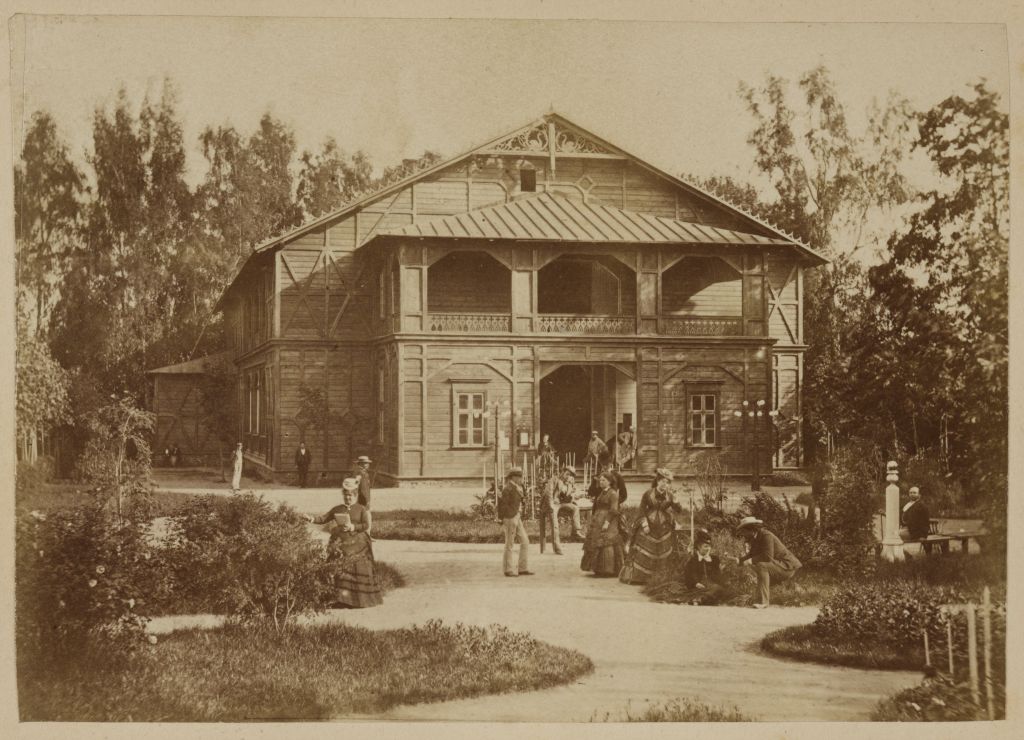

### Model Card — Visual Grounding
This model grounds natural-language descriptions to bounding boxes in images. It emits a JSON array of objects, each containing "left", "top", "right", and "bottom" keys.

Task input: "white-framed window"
[
  {"left": 452, "top": 389, "right": 486, "bottom": 447},
  {"left": 689, "top": 392, "right": 718, "bottom": 447}
]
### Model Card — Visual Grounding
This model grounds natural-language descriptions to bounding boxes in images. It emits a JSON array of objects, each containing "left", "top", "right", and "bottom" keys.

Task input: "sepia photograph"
[{"left": 3, "top": 1, "right": 1016, "bottom": 730}]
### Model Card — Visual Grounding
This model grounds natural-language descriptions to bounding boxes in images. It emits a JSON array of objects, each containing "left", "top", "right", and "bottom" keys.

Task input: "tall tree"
[
  {"left": 196, "top": 113, "right": 303, "bottom": 268},
  {"left": 295, "top": 138, "right": 373, "bottom": 219},
  {"left": 870, "top": 81, "right": 1008, "bottom": 491},
  {"left": 737, "top": 66, "right": 915, "bottom": 460},
  {"left": 14, "top": 111, "right": 85, "bottom": 336}
]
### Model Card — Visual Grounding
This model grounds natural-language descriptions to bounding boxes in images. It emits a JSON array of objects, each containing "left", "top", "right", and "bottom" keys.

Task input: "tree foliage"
[
  {"left": 870, "top": 81, "right": 1008, "bottom": 525},
  {"left": 14, "top": 111, "right": 84, "bottom": 335}
]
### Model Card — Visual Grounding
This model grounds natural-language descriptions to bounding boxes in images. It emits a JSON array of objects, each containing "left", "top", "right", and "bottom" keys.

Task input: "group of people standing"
[{"left": 498, "top": 464, "right": 802, "bottom": 607}]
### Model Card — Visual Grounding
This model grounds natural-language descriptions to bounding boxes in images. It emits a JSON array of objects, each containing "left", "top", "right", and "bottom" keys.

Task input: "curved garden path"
[{"left": 150, "top": 537, "right": 919, "bottom": 721}]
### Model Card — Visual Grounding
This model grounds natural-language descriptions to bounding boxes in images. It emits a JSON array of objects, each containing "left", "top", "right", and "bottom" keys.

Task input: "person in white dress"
[{"left": 231, "top": 442, "right": 243, "bottom": 492}]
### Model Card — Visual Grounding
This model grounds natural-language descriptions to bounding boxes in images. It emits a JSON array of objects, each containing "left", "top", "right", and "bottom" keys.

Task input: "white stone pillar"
[{"left": 880, "top": 460, "right": 905, "bottom": 562}]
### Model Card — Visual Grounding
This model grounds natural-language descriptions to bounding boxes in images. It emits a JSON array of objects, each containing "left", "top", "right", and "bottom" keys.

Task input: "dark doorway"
[{"left": 539, "top": 365, "right": 591, "bottom": 461}]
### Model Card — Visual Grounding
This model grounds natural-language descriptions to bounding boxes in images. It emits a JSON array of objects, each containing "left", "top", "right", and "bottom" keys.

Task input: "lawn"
[
  {"left": 19, "top": 620, "right": 594, "bottom": 721},
  {"left": 372, "top": 507, "right": 643, "bottom": 543}
]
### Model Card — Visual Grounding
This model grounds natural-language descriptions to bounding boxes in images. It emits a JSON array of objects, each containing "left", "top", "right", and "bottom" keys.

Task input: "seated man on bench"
[{"left": 900, "top": 486, "right": 933, "bottom": 554}]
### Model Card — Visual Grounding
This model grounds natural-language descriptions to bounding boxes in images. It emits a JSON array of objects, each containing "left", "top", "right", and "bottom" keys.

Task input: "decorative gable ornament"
[{"left": 492, "top": 121, "right": 612, "bottom": 155}]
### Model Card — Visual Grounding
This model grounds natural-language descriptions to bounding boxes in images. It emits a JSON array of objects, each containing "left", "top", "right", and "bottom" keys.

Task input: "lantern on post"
[{"left": 880, "top": 460, "right": 905, "bottom": 562}]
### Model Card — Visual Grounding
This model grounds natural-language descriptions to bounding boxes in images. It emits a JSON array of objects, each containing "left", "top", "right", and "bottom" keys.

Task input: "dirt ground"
[{"left": 149, "top": 537, "right": 919, "bottom": 722}]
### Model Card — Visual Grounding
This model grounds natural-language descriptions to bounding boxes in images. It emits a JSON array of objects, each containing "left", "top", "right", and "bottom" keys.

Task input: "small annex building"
[{"left": 178, "top": 112, "right": 825, "bottom": 484}]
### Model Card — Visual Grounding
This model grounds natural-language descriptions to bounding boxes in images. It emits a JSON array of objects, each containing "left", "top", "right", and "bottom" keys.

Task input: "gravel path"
[{"left": 150, "top": 537, "right": 919, "bottom": 722}]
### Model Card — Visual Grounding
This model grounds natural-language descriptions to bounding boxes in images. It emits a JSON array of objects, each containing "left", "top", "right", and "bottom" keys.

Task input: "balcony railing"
[
  {"left": 422, "top": 313, "right": 746, "bottom": 336},
  {"left": 428, "top": 312, "right": 512, "bottom": 333},
  {"left": 662, "top": 317, "right": 744, "bottom": 336},
  {"left": 537, "top": 314, "right": 635, "bottom": 335}
]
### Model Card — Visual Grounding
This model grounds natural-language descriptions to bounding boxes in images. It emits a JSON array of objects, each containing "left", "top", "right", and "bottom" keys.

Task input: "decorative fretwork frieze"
[
  {"left": 492, "top": 122, "right": 612, "bottom": 155},
  {"left": 428, "top": 313, "right": 512, "bottom": 333},
  {"left": 662, "top": 317, "right": 744, "bottom": 336},
  {"left": 537, "top": 315, "right": 634, "bottom": 335}
]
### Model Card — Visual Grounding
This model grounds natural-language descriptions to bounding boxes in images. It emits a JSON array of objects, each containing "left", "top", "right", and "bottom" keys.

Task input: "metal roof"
[
  {"left": 372, "top": 192, "right": 795, "bottom": 248},
  {"left": 147, "top": 351, "right": 233, "bottom": 375}
]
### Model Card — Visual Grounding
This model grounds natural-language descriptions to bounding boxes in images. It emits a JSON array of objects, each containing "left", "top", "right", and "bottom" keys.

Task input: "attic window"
[{"left": 520, "top": 168, "right": 537, "bottom": 192}]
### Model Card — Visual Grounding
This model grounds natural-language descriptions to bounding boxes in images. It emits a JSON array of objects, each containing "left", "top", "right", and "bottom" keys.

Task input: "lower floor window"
[
  {"left": 689, "top": 393, "right": 717, "bottom": 446},
  {"left": 453, "top": 390, "right": 486, "bottom": 447}
]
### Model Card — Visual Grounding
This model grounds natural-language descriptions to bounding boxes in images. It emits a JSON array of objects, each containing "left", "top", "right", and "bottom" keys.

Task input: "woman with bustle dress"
[
  {"left": 580, "top": 471, "right": 625, "bottom": 577},
  {"left": 309, "top": 477, "right": 383, "bottom": 608},
  {"left": 621, "top": 468, "right": 683, "bottom": 584}
]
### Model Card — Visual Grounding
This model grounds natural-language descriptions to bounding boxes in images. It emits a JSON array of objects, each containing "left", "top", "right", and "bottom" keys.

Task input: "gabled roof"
[
  {"left": 147, "top": 351, "right": 233, "bottom": 375},
  {"left": 216, "top": 111, "right": 827, "bottom": 309},
  {"left": 371, "top": 191, "right": 795, "bottom": 249}
]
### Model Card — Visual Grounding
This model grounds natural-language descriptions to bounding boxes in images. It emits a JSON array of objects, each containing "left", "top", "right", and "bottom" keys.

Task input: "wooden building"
[
  {"left": 208, "top": 113, "right": 826, "bottom": 484},
  {"left": 147, "top": 351, "right": 232, "bottom": 467}
]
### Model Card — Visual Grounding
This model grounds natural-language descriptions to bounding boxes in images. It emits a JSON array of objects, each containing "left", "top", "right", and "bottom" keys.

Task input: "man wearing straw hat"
[
  {"left": 498, "top": 467, "right": 534, "bottom": 577},
  {"left": 735, "top": 516, "right": 801, "bottom": 608},
  {"left": 354, "top": 455, "right": 373, "bottom": 509}
]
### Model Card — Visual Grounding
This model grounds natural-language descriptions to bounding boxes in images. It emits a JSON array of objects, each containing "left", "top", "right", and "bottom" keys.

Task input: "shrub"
[
  {"left": 872, "top": 673, "right": 1003, "bottom": 721},
  {"left": 596, "top": 697, "right": 749, "bottom": 722},
  {"left": 814, "top": 580, "right": 1006, "bottom": 659},
  {"left": 816, "top": 441, "right": 882, "bottom": 577},
  {"left": 16, "top": 503, "right": 161, "bottom": 665},
  {"left": 16, "top": 456, "right": 55, "bottom": 497},
  {"left": 764, "top": 470, "right": 810, "bottom": 487},
  {"left": 162, "top": 494, "right": 337, "bottom": 629}
]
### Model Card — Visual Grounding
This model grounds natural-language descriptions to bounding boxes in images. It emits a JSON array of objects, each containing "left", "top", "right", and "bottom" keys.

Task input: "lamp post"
[
  {"left": 880, "top": 460, "right": 905, "bottom": 562},
  {"left": 733, "top": 399, "right": 779, "bottom": 492}
]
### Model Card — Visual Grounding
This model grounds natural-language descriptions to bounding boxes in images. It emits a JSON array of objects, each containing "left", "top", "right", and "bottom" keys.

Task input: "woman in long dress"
[
  {"left": 310, "top": 478, "right": 383, "bottom": 608},
  {"left": 231, "top": 442, "right": 243, "bottom": 492},
  {"left": 621, "top": 467, "right": 682, "bottom": 584},
  {"left": 581, "top": 471, "right": 625, "bottom": 577}
]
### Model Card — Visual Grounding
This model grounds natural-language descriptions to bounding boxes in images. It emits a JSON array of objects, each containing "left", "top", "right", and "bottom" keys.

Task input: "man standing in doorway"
[
  {"left": 498, "top": 467, "right": 533, "bottom": 577},
  {"left": 294, "top": 442, "right": 311, "bottom": 488},
  {"left": 354, "top": 455, "right": 373, "bottom": 508},
  {"left": 586, "top": 431, "right": 609, "bottom": 472}
]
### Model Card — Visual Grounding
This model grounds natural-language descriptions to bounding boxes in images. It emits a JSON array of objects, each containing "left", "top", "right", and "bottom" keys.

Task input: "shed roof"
[
  {"left": 369, "top": 191, "right": 800, "bottom": 250},
  {"left": 147, "top": 351, "right": 233, "bottom": 375}
]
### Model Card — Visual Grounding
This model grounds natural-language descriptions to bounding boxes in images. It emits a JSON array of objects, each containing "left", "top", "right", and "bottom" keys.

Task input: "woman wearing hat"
[
  {"left": 581, "top": 471, "right": 625, "bottom": 577},
  {"left": 309, "top": 478, "right": 383, "bottom": 608},
  {"left": 735, "top": 516, "right": 801, "bottom": 608},
  {"left": 620, "top": 468, "right": 683, "bottom": 584}
]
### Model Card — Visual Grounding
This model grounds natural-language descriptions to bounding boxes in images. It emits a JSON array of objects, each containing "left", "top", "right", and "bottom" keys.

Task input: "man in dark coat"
[
  {"left": 354, "top": 455, "right": 373, "bottom": 508},
  {"left": 498, "top": 468, "right": 532, "bottom": 577},
  {"left": 900, "top": 486, "right": 932, "bottom": 553},
  {"left": 736, "top": 517, "right": 802, "bottom": 608},
  {"left": 294, "top": 442, "right": 311, "bottom": 488}
]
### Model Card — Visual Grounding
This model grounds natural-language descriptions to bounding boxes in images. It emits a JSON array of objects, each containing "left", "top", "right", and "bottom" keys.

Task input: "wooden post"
[
  {"left": 922, "top": 629, "right": 931, "bottom": 667},
  {"left": 967, "top": 603, "right": 980, "bottom": 705},
  {"left": 947, "top": 618, "right": 955, "bottom": 675},
  {"left": 982, "top": 587, "right": 995, "bottom": 720}
]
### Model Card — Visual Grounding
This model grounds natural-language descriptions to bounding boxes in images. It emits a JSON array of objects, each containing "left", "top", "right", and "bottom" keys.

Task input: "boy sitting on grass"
[{"left": 681, "top": 530, "right": 731, "bottom": 605}]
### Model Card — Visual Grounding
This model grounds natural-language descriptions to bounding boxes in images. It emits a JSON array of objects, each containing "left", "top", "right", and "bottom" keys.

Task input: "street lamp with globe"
[{"left": 733, "top": 399, "right": 780, "bottom": 491}]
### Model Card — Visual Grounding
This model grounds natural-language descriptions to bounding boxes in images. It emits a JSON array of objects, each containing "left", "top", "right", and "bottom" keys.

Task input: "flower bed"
[{"left": 19, "top": 620, "right": 594, "bottom": 721}]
